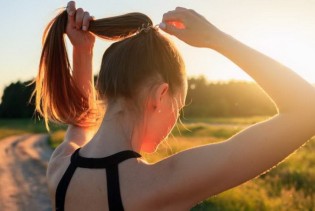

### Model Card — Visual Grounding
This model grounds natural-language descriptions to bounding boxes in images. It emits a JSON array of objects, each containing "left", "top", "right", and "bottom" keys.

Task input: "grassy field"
[
  {"left": 0, "top": 118, "right": 66, "bottom": 139},
  {"left": 1, "top": 117, "right": 314, "bottom": 210}
]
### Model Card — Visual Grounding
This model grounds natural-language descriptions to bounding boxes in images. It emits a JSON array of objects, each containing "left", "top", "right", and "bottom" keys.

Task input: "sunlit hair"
[{"left": 31, "top": 9, "right": 185, "bottom": 130}]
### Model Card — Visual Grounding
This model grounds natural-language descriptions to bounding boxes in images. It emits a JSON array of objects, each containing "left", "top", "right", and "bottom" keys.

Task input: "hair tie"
[{"left": 138, "top": 23, "right": 159, "bottom": 33}]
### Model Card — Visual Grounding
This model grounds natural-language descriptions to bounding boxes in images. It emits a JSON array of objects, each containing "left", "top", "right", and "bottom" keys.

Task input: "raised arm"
[
  {"left": 66, "top": 1, "right": 95, "bottom": 101},
  {"left": 151, "top": 8, "right": 315, "bottom": 209},
  {"left": 62, "top": 2, "right": 97, "bottom": 149},
  {"left": 51, "top": 2, "right": 97, "bottom": 158}
]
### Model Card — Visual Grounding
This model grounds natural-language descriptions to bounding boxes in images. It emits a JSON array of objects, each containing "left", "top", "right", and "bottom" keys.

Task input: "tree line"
[
  {"left": 184, "top": 77, "right": 276, "bottom": 117},
  {"left": 0, "top": 77, "right": 277, "bottom": 119}
]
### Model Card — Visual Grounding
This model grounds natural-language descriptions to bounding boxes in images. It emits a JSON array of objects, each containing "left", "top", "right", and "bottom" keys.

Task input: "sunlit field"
[
  {"left": 0, "top": 118, "right": 65, "bottom": 139},
  {"left": 1, "top": 117, "right": 314, "bottom": 210}
]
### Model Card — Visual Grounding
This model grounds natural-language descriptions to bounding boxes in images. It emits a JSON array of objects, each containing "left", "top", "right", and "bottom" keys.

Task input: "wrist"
[
  {"left": 73, "top": 45, "right": 94, "bottom": 55},
  {"left": 205, "top": 29, "right": 231, "bottom": 52},
  {"left": 73, "top": 47, "right": 93, "bottom": 75}
]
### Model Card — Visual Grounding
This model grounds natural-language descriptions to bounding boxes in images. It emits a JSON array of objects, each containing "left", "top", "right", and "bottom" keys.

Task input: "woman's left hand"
[
  {"left": 66, "top": 1, "right": 95, "bottom": 50},
  {"left": 160, "top": 7, "right": 222, "bottom": 49}
]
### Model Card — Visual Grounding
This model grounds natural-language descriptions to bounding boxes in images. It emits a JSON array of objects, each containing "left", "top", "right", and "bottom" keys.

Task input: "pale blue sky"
[{"left": 1, "top": 0, "right": 315, "bottom": 98}]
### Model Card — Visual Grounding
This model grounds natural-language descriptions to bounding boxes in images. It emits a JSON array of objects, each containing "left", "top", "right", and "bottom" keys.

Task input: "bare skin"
[{"left": 47, "top": 2, "right": 315, "bottom": 211}]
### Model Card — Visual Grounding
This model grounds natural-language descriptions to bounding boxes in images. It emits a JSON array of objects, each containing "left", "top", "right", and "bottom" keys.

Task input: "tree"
[{"left": 0, "top": 80, "right": 35, "bottom": 118}]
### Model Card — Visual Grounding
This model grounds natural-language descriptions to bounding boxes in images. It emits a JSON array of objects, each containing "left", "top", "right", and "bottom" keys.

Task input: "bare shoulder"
[
  {"left": 144, "top": 114, "right": 315, "bottom": 209},
  {"left": 46, "top": 126, "right": 85, "bottom": 189},
  {"left": 49, "top": 124, "right": 96, "bottom": 160},
  {"left": 46, "top": 152, "right": 72, "bottom": 200}
]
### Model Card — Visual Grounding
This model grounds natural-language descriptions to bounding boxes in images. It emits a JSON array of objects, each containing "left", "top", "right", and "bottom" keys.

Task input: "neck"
[{"left": 82, "top": 102, "right": 142, "bottom": 157}]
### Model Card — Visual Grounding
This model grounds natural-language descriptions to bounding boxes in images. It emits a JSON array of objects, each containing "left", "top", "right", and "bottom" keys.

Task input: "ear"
[{"left": 153, "top": 83, "right": 169, "bottom": 111}]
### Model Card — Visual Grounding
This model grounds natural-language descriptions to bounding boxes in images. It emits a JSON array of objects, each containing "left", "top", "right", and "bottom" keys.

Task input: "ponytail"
[
  {"left": 89, "top": 13, "right": 153, "bottom": 40},
  {"left": 31, "top": 9, "right": 153, "bottom": 130}
]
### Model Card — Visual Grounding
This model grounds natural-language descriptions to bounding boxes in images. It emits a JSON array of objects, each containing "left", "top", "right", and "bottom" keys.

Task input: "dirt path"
[{"left": 0, "top": 134, "right": 53, "bottom": 211}]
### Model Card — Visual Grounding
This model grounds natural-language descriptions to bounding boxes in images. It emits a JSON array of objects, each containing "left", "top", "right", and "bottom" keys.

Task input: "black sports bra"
[{"left": 55, "top": 148, "right": 141, "bottom": 211}]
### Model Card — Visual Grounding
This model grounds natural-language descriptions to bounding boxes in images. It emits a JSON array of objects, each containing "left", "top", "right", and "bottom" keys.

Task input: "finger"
[
  {"left": 67, "top": 1, "right": 76, "bottom": 27},
  {"left": 82, "top": 12, "right": 91, "bottom": 31},
  {"left": 187, "top": 9, "right": 200, "bottom": 17},
  {"left": 162, "top": 11, "right": 186, "bottom": 23},
  {"left": 75, "top": 8, "right": 84, "bottom": 29},
  {"left": 175, "top": 7, "right": 188, "bottom": 11},
  {"left": 159, "top": 22, "right": 183, "bottom": 36},
  {"left": 162, "top": 11, "right": 187, "bottom": 29}
]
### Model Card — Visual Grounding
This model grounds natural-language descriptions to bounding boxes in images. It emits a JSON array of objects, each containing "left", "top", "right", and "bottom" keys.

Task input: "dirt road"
[{"left": 0, "top": 134, "right": 53, "bottom": 211}]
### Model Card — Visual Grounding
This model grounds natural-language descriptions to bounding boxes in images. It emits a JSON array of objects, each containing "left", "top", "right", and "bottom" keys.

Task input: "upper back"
[{"left": 47, "top": 147, "right": 183, "bottom": 211}]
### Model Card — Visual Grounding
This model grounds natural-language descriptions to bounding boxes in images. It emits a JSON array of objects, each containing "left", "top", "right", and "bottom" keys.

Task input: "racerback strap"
[{"left": 55, "top": 148, "right": 141, "bottom": 211}]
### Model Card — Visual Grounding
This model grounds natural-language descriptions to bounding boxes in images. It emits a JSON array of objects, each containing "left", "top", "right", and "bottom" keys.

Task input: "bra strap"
[
  {"left": 105, "top": 150, "right": 141, "bottom": 211},
  {"left": 106, "top": 165, "right": 124, "bottom": 211},
  {"left": 55, "top": 151, "right": 79, "bottom": 211},
  {"left": 55, "top": 148, "right": 141, "bottom": 211}
]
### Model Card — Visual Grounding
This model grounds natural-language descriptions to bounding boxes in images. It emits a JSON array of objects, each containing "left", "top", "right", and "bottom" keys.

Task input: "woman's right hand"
[
  {"left": 160, "top": 7, "right": 223, "bottom": 49},
  {"left": 66, "top": 1, "right": 95, "bottom": 50}
]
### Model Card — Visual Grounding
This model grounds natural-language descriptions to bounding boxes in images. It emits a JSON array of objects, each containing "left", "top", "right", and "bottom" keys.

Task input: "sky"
[{"left": 1, "top": 0, "right": 315, "bottom": 98}]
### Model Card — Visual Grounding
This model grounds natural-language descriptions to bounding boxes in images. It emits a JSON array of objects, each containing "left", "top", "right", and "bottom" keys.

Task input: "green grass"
[
  {"left": 0, "top": 118, "right": 66, "bottom": 140},
  {"left": 0, "top": 117, "right": 314, "bottom": 210},
  {"left": 172, "top": 123, "right": 243, "bottom": 138},
  {"left": 49, "top": 130, "right": 66, "bottom": 149},
  {"left": 181, "top": 115, "right": 270, "bottom": 125}
]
